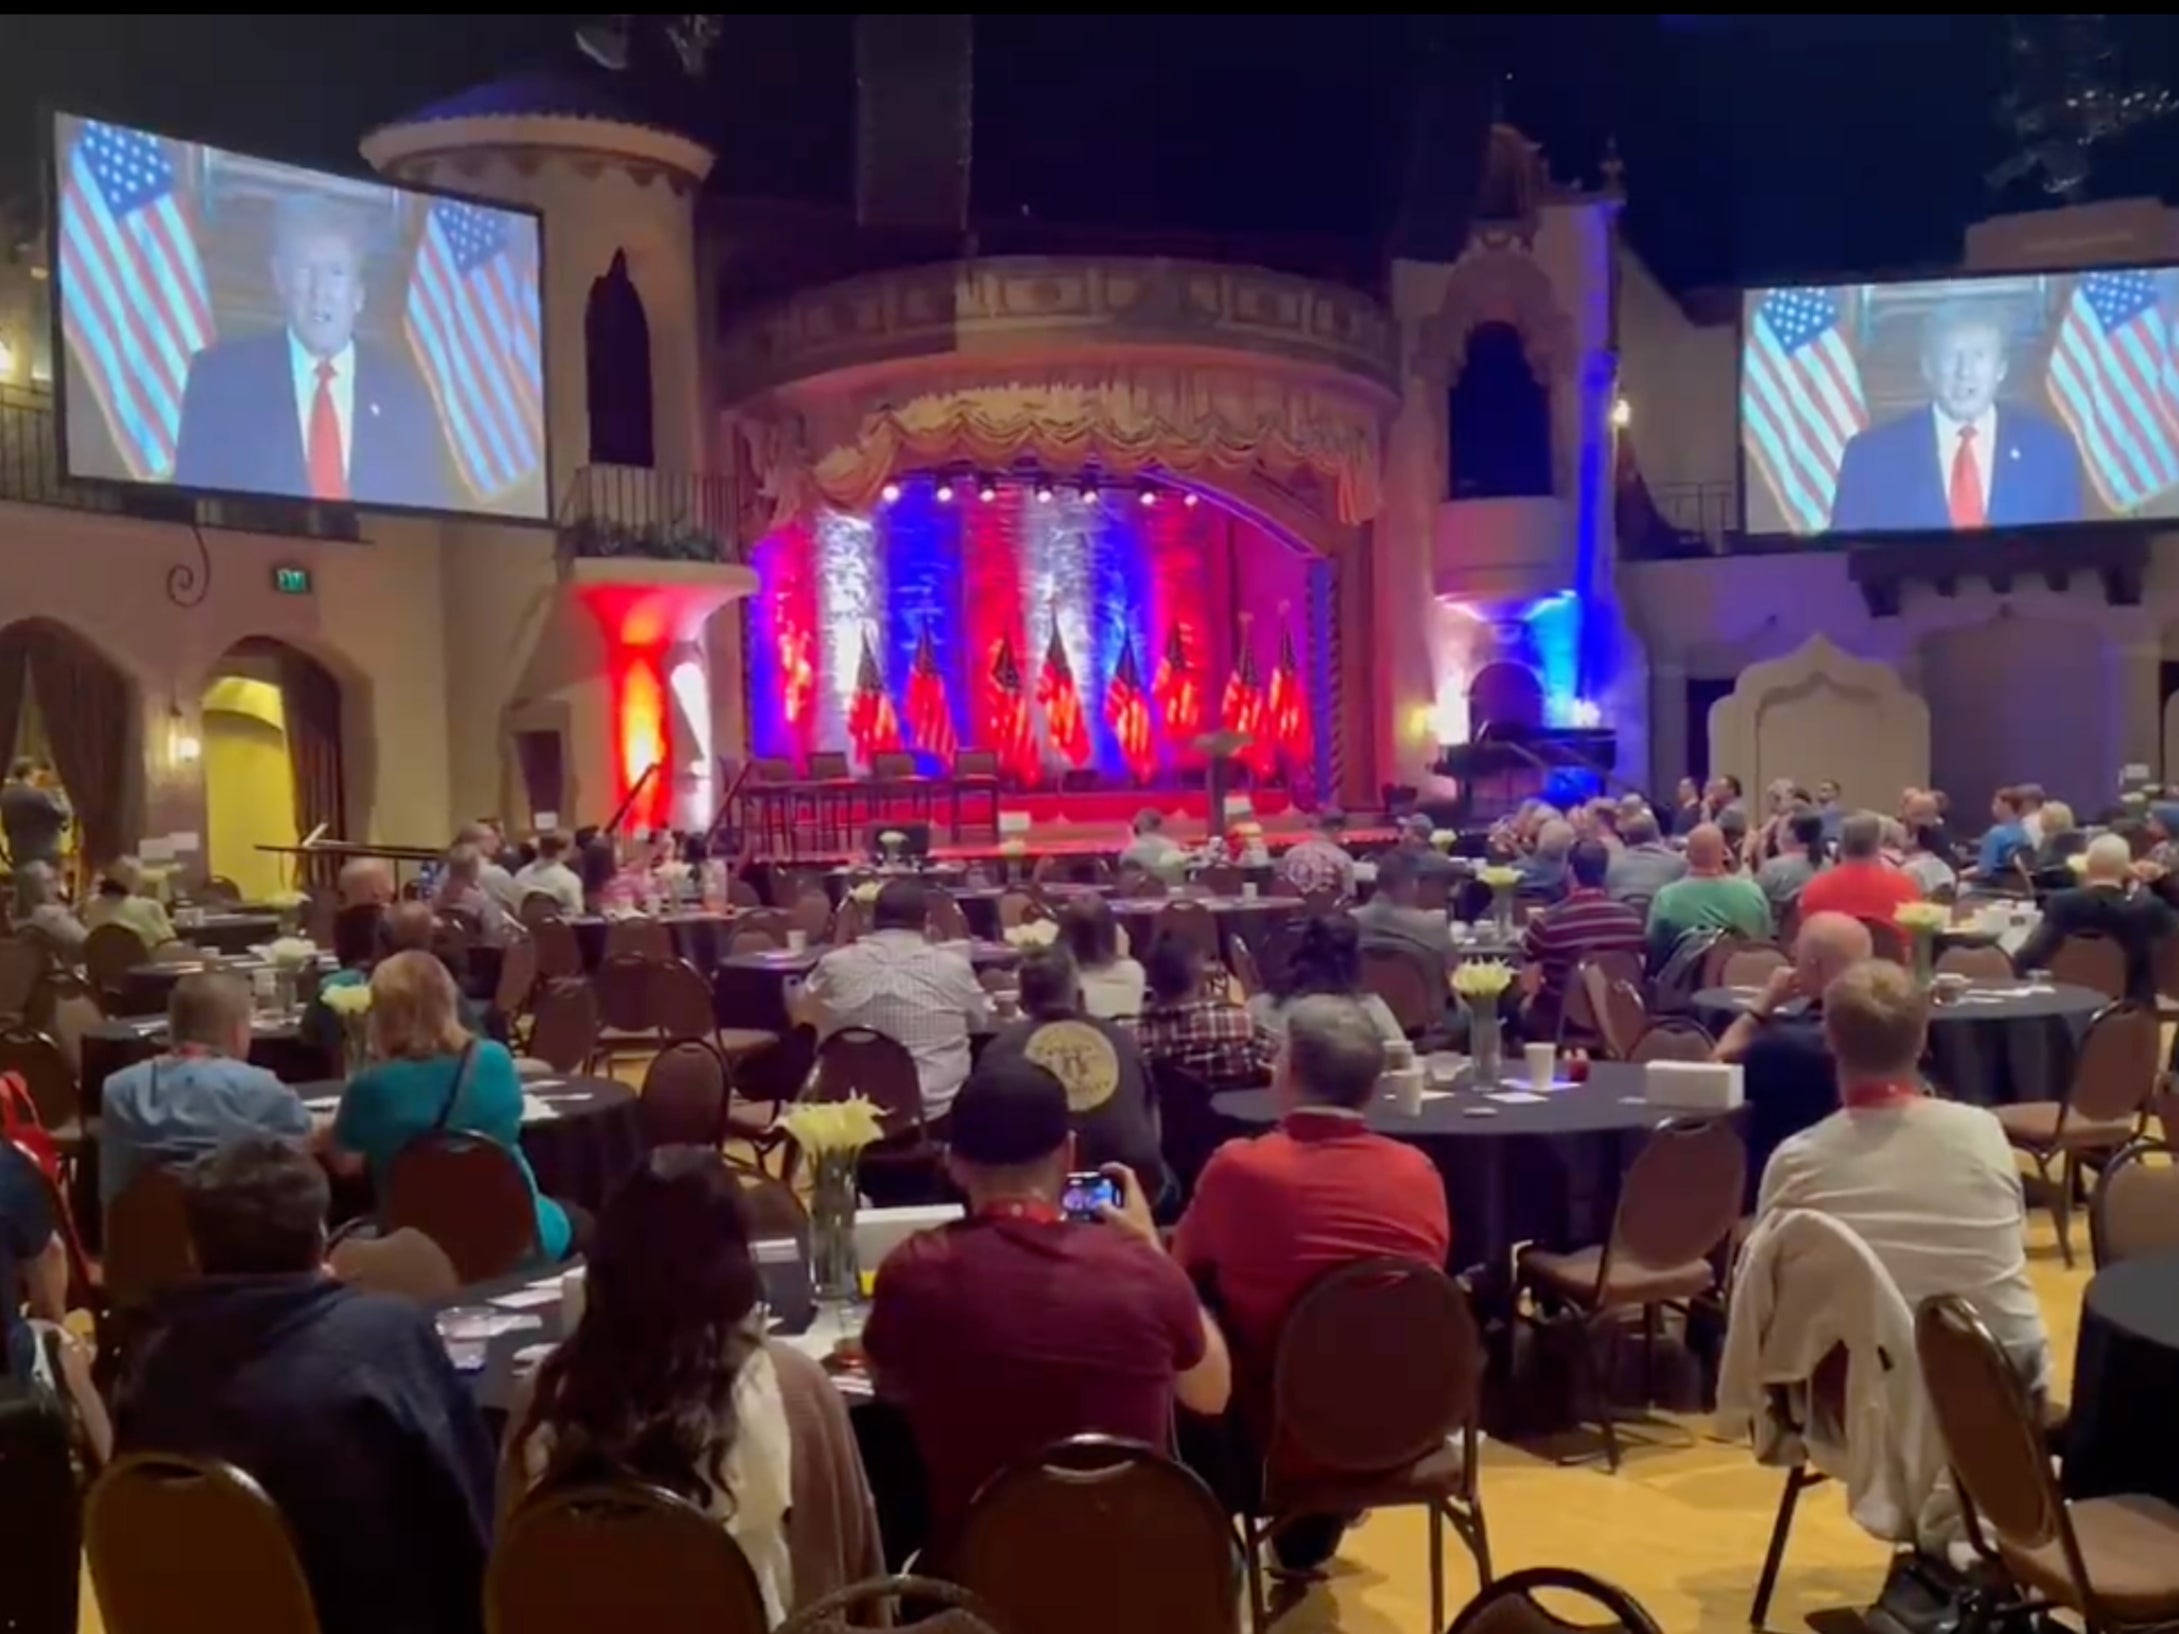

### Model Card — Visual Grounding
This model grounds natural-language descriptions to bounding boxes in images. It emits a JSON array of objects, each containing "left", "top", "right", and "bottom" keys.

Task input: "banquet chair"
[
  {"left": 1449, "top": 1566, "right": 1665, "bottom": 1633},
  {"left": 650, "top": 956, "right": 777, "bottom": 1065},
  {"left": 1152, "top": 900, "right": 1221, "bottom": 965},
  {"left": 528, "top": 914, "right": 584, "bottom": 982},
  {"left": 1562, "top": 951, "right": 1643, "bottom": 1051},
  {"left": 82, "top": 922, "right": 150, "bottom": 1011},
  {"left": 952, "top": 748, "right": 1003, "bottom": 844},
  {"left": 945, "top": 1436, "right": 1240, "bottom": 1634},
  {"left": 592, "top": 950, "right": 660, "bottom": 1064},
  {"left": 1515, "top": 1117, "right": 1746, "bottom": 1471},
  {"left": 493, "top": 936, "right": 540, "bottom": 1034},
  {"left": 1150, "top": 1061, "right": 1226, "bottom": 1204},
  {"left": 1582, "top": 972, "right": 1649, "bottom": 1061},
  {"left": 102, "top": 1165, "right": 195, "bottom": 1316},
  {"left": 1246, "top": 1257, "right": 1493, "bottom": 1633},
  {"left": 382, "top": 1135, "right": 538, "bottom": 1283},
  {"left": 924, "top": 891, "right": 972, "bottom": 943},
  {"left": 2087, "top": 1137, "right": 2179, "bottom": 1269},
  {"left": 787, "top": 892, "right": 834, "bottom": 942},
  {"left": 637, "top": 1040, "right": 731, "bottom": 1149},
  {"left": 807, "top": 1027, "right": 942, "bottom": 1199},
  {"left": 994, "top": 889, "right": 1049, "bottom": 932},
  {"left": 0, "top": 935, "right": 51, "bottom": 1023},
  {"left": 518, "top": 892, "right": 565, "bottom": 932},
  {"left": 1993, "top": 1001, "right": 2162, "bottom": 1267},
  {"left": 1627, "top": 1021, "right": 1713, "bottom": 1063},
  {"left": 87, "top": 1455, "right": 321, "bottom": 1634},
  {"left": 0, "top": 1380, "right": 80, "bottom": 1634},
  {"left": 1936, "top": 942, "right": 2014, "bottom": 982},
  {"left": 1718, "top": 944, "right": 1788, "bottom": 991},
  {"left": 1362, "top": 947, "right": 1441, "bottom": 1037},
  {"left": 488, "top": 1481, "right": 769, "bottom": 1634},
  {"left": 525, "top": 979, "right": 600, "bottom": 1075},
  {"left": 775, "top": 1575, "right": 1008, "bottom": 1634},
  {"left": 2051, "top": 933, "right": 2128, "bottom": 1002},
  {"left": 327, "top": 1226, "right": 459, "bottom": 1304},
  {"left": 0, "top": 1026, "right": 87, "bottom": 1162},
  {"left": 1916, "top": 1293, "right": 2179, "bottom": 1632},
  {"left": 1197, "top": 865, "right": 1244, "bottom": 897},
  {"left": 601, "top": 914, "right": 672, "bottom": 964}
]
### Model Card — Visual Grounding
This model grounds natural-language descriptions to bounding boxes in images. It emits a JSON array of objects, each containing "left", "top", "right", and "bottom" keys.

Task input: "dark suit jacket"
[
  {"left": 2012, "top": 883, "right": 2176, "bottom": 1003},
  {"left": 172, "top": 329, "right": 452, "bottom": 511},
  {"left": 1830, "top": 405, "right": 2084, "bottom": 533}
]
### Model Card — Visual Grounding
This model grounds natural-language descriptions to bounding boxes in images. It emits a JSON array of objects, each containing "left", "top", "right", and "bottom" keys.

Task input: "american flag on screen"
[
  {"left": 403, "top": 199, "right": 545, "bottom": 505},
  {"left": 1742, "top": 288, "right": 1868, "bottom": 534},
  {"left": 56, "top": 122, "right": 215, "bottom": 482},
  {"left": 2044, "top": 270, "right": 2179, "bottom": 515}
]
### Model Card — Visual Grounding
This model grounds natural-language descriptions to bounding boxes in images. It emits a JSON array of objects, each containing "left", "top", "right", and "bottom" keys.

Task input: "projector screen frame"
[
  {"left": 1732, "top": 257, "right": 2179, "bottom": 553},
  {"left": 41, "top": 102, "right": 558, "bottom": 531}
]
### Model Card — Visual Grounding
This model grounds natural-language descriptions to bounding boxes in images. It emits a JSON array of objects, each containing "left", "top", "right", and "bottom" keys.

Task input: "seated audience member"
[
  {"left": 11, "top": 860, "right": 87, "bottom": 955},
  {"left": 1646, "top": 824, "right": 1771, "bottom": 964},
  {"left": 978, "top": 946, "right": 1165, "bottom": 1197},
  {"left": 1135, "top": 933, "right": 1277, "bottom": 1090},
  {"left": 300, "top": 903, "right": 389, "bottom": 1061},
  {"left": 1248, "top": 913, "right": 1405, "bottom": 1046},
  {"left": 794, "top": 878, "right": 990, "bottom": 1127},
  {"left": 83, "top": 856, "right": 177, "bottom": 950},
  {"left": 2028, "top": 799, "right": 2087, "bottom": 883},
  {"left": 2016, "top": 783, "right": 2049, "bottom": 849},
  {"left": 511, "top": 832, "right": 585, "bottom": 916},
  {"left": 1756, "top": 807, "right": 1826, "bottom": 918},
  {"left": 117, "top": 1139, "right": 496, "bottom": 1634},
  {"left": 1059, "top": 895, "right": 1147, "bottom": 1019},
  {"left": 1901, "top": 789, "right": 1954, "bottom": 863},
  {"left": 576, "top": 833, "right": 618, "bottom": 909},
  {"left": 1756, "top": 961, "right": 2051, "bottom": 1389},
  {"left": 1, "top": 1139, "right": 67, "bottom": 1387},
  {"left": 1976, "top": 786, "right": 2032, "bottom": 875},
  {"left": 455, "top": 822, "right": 522, "bottom": 913},
  {"left": 101, "top": 972, "right": 315, "bottom": 1208},
  {"left": 1396, "top": 812, "right": 1466, "bottom": 883},
  {"left": 1516, "top": 819, "right": 1576, "bottom": 900},
  {"left": 1604, "top": 809, "right": 1687, "bottom": 903},
  {"left": 1174, "top": 993, "right": 1450, "bottom": 1572},
  {"left": 1901, "top": 822, "right": 1958, "bottom": 898},
  {"left": 332, "top": 951, "right": 574, "bottom": 1261},
  {"left": 1670, "top": 776, "right": 1705, "bottom": 838},
  {"left": 508, "top": 1149, "right": 797, "bottom": 1621},
  {"left": 1117, "top": 808, "right": 1186, "bottom": 880},
  {"left": 1717, "top": 804, "right": 1753, "bottom": 869},
  {"left": 337, "top": 856, "right": 396, "bottom": 909},
  {"left": 863, "top": 1057, "right": 1231, "bottom": 1546},
  {"left": 433, "top": 844, "right": 515, "bottom": 948},
  {"left": 1353, "top": 849, "right": 1452, "bottom": 987},
  {"left": 1280, "top": 810, "right": 1357, "bottom": 900},
  {"left": 374, "top": 899, "right": 489, "bottom": 1036},
  {"left": 2013, "top": 831, "right": 2177, "bottom": 1002},
  {"left": 1797, "top": 812, "right": 1921, "bottom": 926},
  {"left": 1520, "top": 838, "right": 1646, "bottom": 1038},
  {"left": 1711, "top": 913, "right": 1873, "bottom": 1182}
]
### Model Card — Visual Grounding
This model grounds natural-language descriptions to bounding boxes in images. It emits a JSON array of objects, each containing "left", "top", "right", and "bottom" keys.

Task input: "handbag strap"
[{"left": 431, "top": 1041, "right": 480, "bottom": 1133}]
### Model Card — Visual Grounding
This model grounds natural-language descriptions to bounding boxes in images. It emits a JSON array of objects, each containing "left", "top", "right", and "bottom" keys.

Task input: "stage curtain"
[
  {"left": 0, "top": 627, "right": 30, "bottom": 778},
  {"left": 24, "top": 624, "right": 131, "bottom": 874},
  {"left": 277, "top": 650, "right": 346, "bottom": 884}
]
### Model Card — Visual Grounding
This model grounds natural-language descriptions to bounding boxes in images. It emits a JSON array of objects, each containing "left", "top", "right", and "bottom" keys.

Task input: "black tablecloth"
[
  {"left": 2065, "top": 1252, "right": 2179, "bottom": 1509},
  {"left": 567, "top": 911, "right": 739, "bottom": 972},
  {"left": 713, "top": 941, "right": 1021, "bottom": 1035},
  {"left": 116, "top": 952, "right": 338, "bottom": 1018},
  {"left": 1690, "top": 981, "right": 2105, "bottom": 1106},
  {"left": 174, "top": 911, "right": 286, "bottom": 955},
  {"left": 1213, "top": 1060, "right": 1735, "bottom": 1275}
]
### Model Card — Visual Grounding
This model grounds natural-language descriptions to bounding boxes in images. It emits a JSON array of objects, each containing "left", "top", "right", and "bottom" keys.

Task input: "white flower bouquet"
[{"left": 1004, "top": 918, "right": 1060, "bottom": 949}]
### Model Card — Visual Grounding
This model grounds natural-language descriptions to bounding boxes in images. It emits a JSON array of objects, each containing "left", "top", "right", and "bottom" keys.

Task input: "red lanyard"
[
  {"left": 1842, "top": 1080, "right": 1923, "bottom": 1110},
  {"left": 976, "top": 1198, "right": 1063, "bottom": 1225}
]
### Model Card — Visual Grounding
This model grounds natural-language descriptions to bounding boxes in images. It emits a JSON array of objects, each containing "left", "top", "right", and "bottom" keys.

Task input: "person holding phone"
[{"left": 861, "top": 1056, "right": 1230, "bottom": 1551}]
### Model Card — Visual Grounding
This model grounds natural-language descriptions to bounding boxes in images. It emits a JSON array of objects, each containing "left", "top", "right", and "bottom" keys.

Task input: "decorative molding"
[
  {"left": 1709, "top": 634, "right": 1930, "bottom": 803},
  {"left": 165, "top": 522, "right": 212, "bottom": 610},
  {"left": 1414, "top": 248, "right": 1577, "bottom": 389}
]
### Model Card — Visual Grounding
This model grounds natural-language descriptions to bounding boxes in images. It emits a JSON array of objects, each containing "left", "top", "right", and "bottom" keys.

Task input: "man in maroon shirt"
[
  {"left": 1173, "top": 993, "right": 1450, "bottom": 1573},
  {"left": 1520, "top": 838, "right": 1648, "bottom": 1036},
  {"left": 862, "top": 1056, "right": 1231, "bottom": 1550}
]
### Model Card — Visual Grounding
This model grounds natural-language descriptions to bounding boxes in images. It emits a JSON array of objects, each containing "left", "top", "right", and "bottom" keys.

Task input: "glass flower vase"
[
  {"left": 273, "top": 967, "right": 299, "bottom": 1019},
  {"left": 1490, "top": 885, "right": 1516, "bottom": 938},
  {"left": 809, "top": 1152, "right": 862, "bottom": 1304},
  {"left": 1466, "top": 1000, "right": 1504, "bottom": 1088},
  {"left": 1910, "top": 928, "right": 1935, "bottom": 987}
]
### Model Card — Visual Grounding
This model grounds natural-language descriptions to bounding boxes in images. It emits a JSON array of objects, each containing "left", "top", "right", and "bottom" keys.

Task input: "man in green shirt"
[{"left": 1647, "top": 824, "right": 1772, "bottom": 965}]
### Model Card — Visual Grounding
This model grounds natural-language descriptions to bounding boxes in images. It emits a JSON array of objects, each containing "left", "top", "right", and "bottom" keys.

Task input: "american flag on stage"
[
  {"left": 1742, "top": 287, "right": 1867, "bottom": 534},
  {"left": 847, "top": 629, "right": 902, "bottom": 763},
  {"left": 1220, "top": 624, "right": 1265, "bottom": 752},
  {"left": 1151, "top": 624, "right": 1200, "bottom": 743},
  {"left": 904, "top": 620, "right": 957, "bottom": 767},
  {"left": 1264, "top": 612, "right": 1312, "bottom": 770},
  {"left": 404, "top": 199, "right": 545, "bottom": 506},
  {"left": 2045, "top": 270, "right": 2179, "bottom": 515},
  {"left": 1037, "top": 627, "right": 1092, "bottom": 767},
  {"left": 1105, "top": 634, "right": 1155, "bottom": 782},
  {"left": 56, "top": 122, "right": 215, "bottom": 482},
  {"left": 989, "top": 636, "right": 1039, "bottom": 784}
]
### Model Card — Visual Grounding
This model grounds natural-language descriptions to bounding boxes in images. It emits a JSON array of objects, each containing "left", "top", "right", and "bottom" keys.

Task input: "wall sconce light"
[
  {"left": 166, "top": 703, "right": 201, "bottom": 767},
  {"left": 1609, "top": 395, "right": 1632, "bottom": 429},
  {"left": 0, "top": 337, "right": 16, "bottom": 382}
]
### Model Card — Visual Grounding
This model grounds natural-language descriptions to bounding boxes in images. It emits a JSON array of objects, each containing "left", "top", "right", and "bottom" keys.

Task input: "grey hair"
[
  {"left": 1920, "top": 299, "right": 2009, "bottom": 361},
  {"left": 270, "top": 193, "right": 368, "bottom": 267},
  {"left": 1621, "top": 810, "right": 1661, "bottom": 845},
  {"left": 1283, "top": 994, "right": 1388, "bottom": 1111},
  {"left": 1838, "top": 811, "right": 1884, "bottom": 860}
]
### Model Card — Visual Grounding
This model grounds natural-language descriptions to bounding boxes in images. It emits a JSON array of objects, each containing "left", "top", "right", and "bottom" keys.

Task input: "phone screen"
[{"left": 1061, "top": 1171, "right": 1122, "bottom": 1222}]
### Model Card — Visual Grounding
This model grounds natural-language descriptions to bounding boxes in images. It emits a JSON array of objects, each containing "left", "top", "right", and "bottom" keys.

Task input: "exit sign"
[{"left": 271, "top": 563, "right": 312, "bottom": 596}]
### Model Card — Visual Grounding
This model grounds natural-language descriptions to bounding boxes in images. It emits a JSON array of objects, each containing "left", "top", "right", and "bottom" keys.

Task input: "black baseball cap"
[{"left": 948, "top": 1057, "right": 1070, "bottom": 1166}]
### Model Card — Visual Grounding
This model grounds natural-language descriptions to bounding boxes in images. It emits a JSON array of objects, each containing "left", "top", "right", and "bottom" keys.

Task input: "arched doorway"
[
  {"left": 586, "top": 250, "right": 655, "bottom": 468},
  {"left": 0, "top": 618, "right": 137, "bottom": 884},
  {"left": 201, "top": 639, "right": 345, "bottom": 897},
  {"left": 1446, "top": 321, "right": 1552, "bottom": 500}
]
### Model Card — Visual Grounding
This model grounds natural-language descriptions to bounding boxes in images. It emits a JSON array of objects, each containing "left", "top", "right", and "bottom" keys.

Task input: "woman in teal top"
[{"left": 331, "top": 949, "right": 572, "bottom": 1262}]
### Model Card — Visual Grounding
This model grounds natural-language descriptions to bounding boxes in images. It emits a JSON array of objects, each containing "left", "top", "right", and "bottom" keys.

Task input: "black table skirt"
[
  {"left": 518, "top": 1091, "right": 645, "bottom": 1214},
  {"left": 2065, "top": 1253, "right": 2179, "bottom": 1509}
]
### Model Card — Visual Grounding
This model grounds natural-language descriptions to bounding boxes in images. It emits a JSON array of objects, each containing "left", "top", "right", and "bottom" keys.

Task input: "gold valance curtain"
[{"left": 0, "top": 621, "right": 133, "bottom": 872}]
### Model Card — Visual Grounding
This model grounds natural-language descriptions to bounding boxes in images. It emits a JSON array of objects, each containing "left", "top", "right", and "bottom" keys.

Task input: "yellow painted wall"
[{"left": 201, "top": 676, "right": 295, "bottom": 902}]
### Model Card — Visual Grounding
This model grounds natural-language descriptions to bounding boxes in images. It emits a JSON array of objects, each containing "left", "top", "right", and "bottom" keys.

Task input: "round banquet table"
[
  {"left": 173, "top": 910, "right": 287, "bottom": 955},
  {"left": 2063, "top": 1252, "right": 2179, "bottom": 1509},
  {"left": 295, "top": 1073, "right": 643, "bottom": 1215},
  {"left": 565, "top": 910, "right": 740, "bottom": 972},
  {"left": 117, "top": 951, "right": 338, "bottom": 1018},
  {"left": 1212, "top": 1060, "right": 1737, "bottom": 1276},
  {"left": 1690, "top": 981, "right": 2107, "bottom": 1106},
  {"left": 1108, "top": 894, "right": 1306, "bottom": 960}
]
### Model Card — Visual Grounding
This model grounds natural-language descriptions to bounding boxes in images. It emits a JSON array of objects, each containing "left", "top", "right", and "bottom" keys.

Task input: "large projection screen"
[
  {"left": 50, "top": 112, "right": 549, "bottom": 523},
  {"left": 1740, "top": 268, "right": 2179, "bottom": 538}
]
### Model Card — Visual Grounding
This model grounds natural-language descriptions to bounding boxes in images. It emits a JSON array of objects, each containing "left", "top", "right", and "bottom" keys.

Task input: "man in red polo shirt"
[
  {"left": 1172, "top": 993, "right": 1450, "bottom": 1572},
  {"left": 862, "top": 1056, "right": 1230, "bottom": 1550},
  {"left": 1796, "top": 810, "right": 1920, "bottom": 927}
]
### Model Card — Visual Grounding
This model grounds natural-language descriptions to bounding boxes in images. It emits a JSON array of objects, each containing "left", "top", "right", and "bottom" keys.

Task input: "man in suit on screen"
[
  {"left": 1828, "top": 300, "right": 2084, "bottom": 534},
  {"left": 172, "top": 196, "right": 451, "bottom": 511}
]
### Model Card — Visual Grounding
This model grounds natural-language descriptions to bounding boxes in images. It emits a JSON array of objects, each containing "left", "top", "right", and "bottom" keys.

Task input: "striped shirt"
[{"left": 1521, "top": 887, "right": 1647, "bottom": 1030}]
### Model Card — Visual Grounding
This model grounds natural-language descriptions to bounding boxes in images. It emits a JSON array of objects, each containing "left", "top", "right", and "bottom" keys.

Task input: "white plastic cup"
[
  {"left": 561, "top": 1267, "right": 587, "bottom": 1331},
  {"left": 1525, "top": 1042, "right": 1557, "bottom": 1092},
  {"left": 1392, "top": 1067, "right": 1425, "bottom": 1116},
  {"left": 785, "top": 928, "right": 808, "bottom": 953},
  {"left": 1241, "top": 881, "right": 1259, "bottom": 900}
]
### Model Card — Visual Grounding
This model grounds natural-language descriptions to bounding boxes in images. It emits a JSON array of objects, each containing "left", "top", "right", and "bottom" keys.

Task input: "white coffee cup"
[
  {"left": 561, "top": 1266, "right": 588, "bottom": 1330},
  {"left": 1389, "top": 1067, "right": 1425, "bottom": 1116},
  {"left": 1525, "top": 1042, "right": 1557, "bottom": 1092},
  {"left": 1241, "top": 881, "right": 1259, "bottom": 900},
  {"left": 785, "top": 928, "right": 808, "bottom": 952}
]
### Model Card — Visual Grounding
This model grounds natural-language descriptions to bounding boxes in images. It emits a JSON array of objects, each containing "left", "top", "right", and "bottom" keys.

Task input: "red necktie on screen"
[
  {"left": 306, "top": 359, "right": 347, "bottom": 502},
  {"left": 1947, "top": 425, "right": 1985, "bottom": 529}
]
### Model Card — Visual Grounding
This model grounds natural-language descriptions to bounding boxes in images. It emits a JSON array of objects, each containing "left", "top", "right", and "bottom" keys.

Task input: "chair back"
[
  {"left": 1934, "top": 943, "right": 2011, "bottom": 981},
  {"left": 639, "top": 1041, "right": 729, "bottom": 1148},
  {"left": 526, "top": 979, "right": 600, "bottom": 1074},
  {"left": 1269, "top": 1258, "right": 1482, "bottom": 1484},
  {"left": 1360, "top": 948, "right": 1437, "bottom": 1036},
  {"left": 1150, "top": 1060, "right": 1224, "bottom": 1199},
  {"left": 530, "top": 915, "right": 584, "bottom": 981},
  {"left": 0, "top": 1027, "right": 80, "bottom": 1133},
  {"left": 1604, "top": 1118, "right": 1745, "bottom": 1288},
  {"left": 1583, "top": 971, "right": 1648, "bottom": 1060},
  {"left": 602, "top": 915, "right": 672, "bottom": 964},
  {"left": 954, "top": 748, "right": 999, "bottom": 780},
  {"left": 809, "top": 1027, "right": 925, "bottom": 1138},
  {"left": 0, "top": 936, "right": 50, "bottom": 1021},
  {"left": 647, "top": 959, "right": 717, "bottom": 1044},
  {"left": 775, "top": 1575, "right": 1007, "bottom": 1634},
  {"left": 808, "top": 750, "right": 851, "bottom": 780},
  {"left": 735, "top": 1171, "right": 811, "bottom": 1257},
  {"left": 787, "top": 892, "right": 834, "bottom": 941},
  {"left": 0, "top": 1382, "right": 80, "bottom": 1634},
  {"left": 1718, "top": 944, "right": 1788, "bottom": 990},
  {"left": 2066, "top": 1000, "right": 2160, "bottom": 1127},
  {"left": 487, "top": 1481, "right": 770, "bottom": 1634},
  {"left": 383, "top": 1134, "right": 538, "bottom": 1282},
  {"left": 83, "top": 922, "right": 150, "bottom": 1004},
  {"left": 103, "top": 1166, "right": 196, "bottom": 1312},
  {"left": 1152, "top": 900, "right": 1221, "bottom": 964},
  {"left": 994, "top": 889, "right": 1048, "bottom": 932},
  {"left": 1197, "top": 865, "right": 1244, "bottom": 897},
  {"left": 947, "top": 1437, "right": 1238, "bottom": 1634},
  {"left": 1913, "top": 1295, "right": 2071, "bottom": 1565},
  {"left": 924, "top": 892, "right": 971, "bottom": 944},
  {"left": 328, "top": 1226, "right": 460, "bottom": 1304},
  {"left": 86, "top": 1454, "right": 321, "bottom": 1634},
  {"left": 1627, "top": 1022, "right": 1713, "bottom": 1063},
  {"left": 2088, "top": 1138, "right": 2179, "bottom": 1268},
  {"left": 1449, "top": 1566, "right": 1666, "bottom": 1633},
  {"left": 594, "top": 951, "right": 655, "bottom": 1034},
  {"left": 519, "top": 893, "right": 565, "bottom": 931},
  {"left": 494, "top": 936, "right": 540, "bottom": 1019},
  {"left": 2050, "top": 931, "right": 2126, "bottom": 1001}
]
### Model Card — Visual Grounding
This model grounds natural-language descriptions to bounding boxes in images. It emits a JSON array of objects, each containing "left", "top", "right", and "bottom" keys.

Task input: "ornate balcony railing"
[
  {"left": 0, "top": 385, "right": 359, "bottom": 541},
  {"left": 557, "top": 463, "right": 743, "bottom": 564}
]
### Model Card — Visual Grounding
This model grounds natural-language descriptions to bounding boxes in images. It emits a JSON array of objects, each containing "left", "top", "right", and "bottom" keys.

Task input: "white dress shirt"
[
  {"left": 1931, "top": 404, "right": 1996, "bottom": 512},
  {"left": 289, "top": 332, "right": 356, "bottom": 477},
  {"left": 801, "top": 929, "right": 991, "bottom": 1118}
]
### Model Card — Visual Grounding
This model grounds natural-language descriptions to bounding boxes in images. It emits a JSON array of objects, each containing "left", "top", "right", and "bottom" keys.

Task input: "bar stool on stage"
[
  {"left": 745, "top": 758, "right": 802, "bottom": 857},
  {"left": 952, "top": 748, "right": 1002, "bottom": 843},
  {"left": 805, "top": 750, "right": 858, "bottom": 852},
  {"left": 868, "top": 750, "right": 936, "bottom": 829}
]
